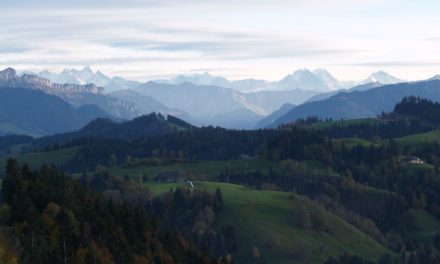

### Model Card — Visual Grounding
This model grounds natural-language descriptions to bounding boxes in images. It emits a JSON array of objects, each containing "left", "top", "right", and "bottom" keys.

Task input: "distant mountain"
[
  {"left": 109, "top": 89, "right": 199, "bottom": 125},
  {"left": 306, "top": 82, "right": 383, "bottom": 103},
  {"left": 363, "top": 71, "right": 403, "bottom": 85},
  {"left": 135, "top": 82, "right": 267, "bottom": 126},
  {"left": 38, "top": 113, "right": 192, "bottom": 146},
  {"left": 255, "top": 103, "right": 296, "bottom": 128},
  {"left": 156, "top": 72, "right": 270, "bottom": 93},
  {"left": 156, "top": 68, "right": 343, "bottom": 93},
  {"left": 0, "top": 87, "right": 111, "bottom": 136},
  {"left": 1, "top": 68, "right": 104, "bottom": 94},
  {"left": 275, "top": 69, "right": 333, "bottom": 92},
  {"left": 164, "top": 72, "right": 230, "bottom": 88},
  {"left": 2, "top": 68, "right": 140, "bottom": 120},
  {"left": 29, "top": 66, "right": 142, "bottom": 93},
  {"left": 273, "top": 79, "right": 440, "bottom": 127},
  {"left": 202, "top": 108, "right": 265, "bottom": 130},
  {"left": 244, "top": 89, "right": 318, "bottom": 113},
  {"left": 134, "top": 81, "right": 328, "bottom": 128},
  {"left": 429, "top": 75, "right": 440, "bottom": 81},
  {"left": 313, "top": 69, "right": 343, "bottom": 90},
  {"left": 28, "top": 67, "right": 404, "bottom": 95}
]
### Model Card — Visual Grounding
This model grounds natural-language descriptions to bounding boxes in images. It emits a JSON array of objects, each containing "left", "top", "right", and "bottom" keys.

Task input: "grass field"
[
  {"left": 144, "top": 181, "right": 389, "bottom": 264},
  {"left": 0, "top": 146, "right": 80, "bottom": 171},
  {"left": 109, "top": 159, "right": 279, "bottom": 181},
  {"left": 108, "top": 158, "right": 340, "bottom": 182},
  {"left": 395, "top": 130, "right": 440, "bottom": 146},
  {"left": 334, "top": 137, "right": 373, "bottom": 148},
  {"left": 404, "top": 163, "right": 435, "bottom": 173},
  {"left": 407, "top": 209, "right": 440, "bottom": 242}
]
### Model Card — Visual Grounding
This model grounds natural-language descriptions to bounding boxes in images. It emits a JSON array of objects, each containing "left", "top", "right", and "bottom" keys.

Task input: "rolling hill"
[
  {"left": 144, "top": 181, "right": 389, "bottom": 264},
  {"left": 37, "top": 113, "right": 193, "bottom": 146}
]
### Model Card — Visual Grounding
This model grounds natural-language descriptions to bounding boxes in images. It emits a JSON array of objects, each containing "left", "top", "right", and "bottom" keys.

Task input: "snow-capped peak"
[
  {"left": 364, "top": 71, "right": 403, "bottom": 85},
  {"left": 429, "top": 75, "right": 440, "bottom": 81},
  {"left": 312, "top": 68, "right": 342, "bottom": 90},
  {"left": 277, "top": 68, "right": 332, "bottom": 92}
]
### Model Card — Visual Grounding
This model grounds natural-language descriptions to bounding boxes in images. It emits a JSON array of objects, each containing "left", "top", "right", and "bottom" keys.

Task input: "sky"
[{"left": 1, "top": 0, "right": 440, "bottom": 82}]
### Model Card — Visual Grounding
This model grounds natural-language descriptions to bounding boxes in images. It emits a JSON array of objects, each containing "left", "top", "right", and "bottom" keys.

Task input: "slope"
[
  {"left": 37, "top": 113, "right": 193, "bottom": 146},
  {"left": 275, "top": 79, "right": 440, "bottom": 126},
  {"left": 0, "top": 87, "right": 111, "bottom": 136},
  {"left": 145, "top": 181, "right": 389, "bottom": 264}
]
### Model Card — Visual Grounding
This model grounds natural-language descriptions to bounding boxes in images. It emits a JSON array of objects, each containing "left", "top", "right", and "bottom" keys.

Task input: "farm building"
[
  {"left": 154, "top": 171, "right": 183, "bottom": 183},
  {"left": 401, "top": 156, "right": 424, "bottom": 165}
]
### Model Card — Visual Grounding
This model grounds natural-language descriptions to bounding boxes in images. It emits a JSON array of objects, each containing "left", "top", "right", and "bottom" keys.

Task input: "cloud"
[
  {"left": 2, "top": 0, "right": 387, "bottom": 9},
  {"left": 1, "top": 0, "right": 440, "bottom": 81},
  {"left": 346, "top": 61, "right": 440, "bottom": 67},
  {"left": 0, "top": 45, "right": 34, "bottom": 54}
]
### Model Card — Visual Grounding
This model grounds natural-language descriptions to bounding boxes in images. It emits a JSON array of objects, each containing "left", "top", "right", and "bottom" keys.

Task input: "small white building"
[
  {"left": 402, "top": 156, "right": 424, "bottom": 165},
  {"left": 187, "top": 181, "right": 194, "bottom": 188}
]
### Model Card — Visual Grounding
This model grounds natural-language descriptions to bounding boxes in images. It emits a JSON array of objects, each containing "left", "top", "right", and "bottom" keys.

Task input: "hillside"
[
  {"left": 274, "top": 79, "right": 440, "bottom": 126},
  {"left": 1, "top": 95, "right": 440, "bottom": 263},
  {"left": 37, "top": 113, "right": 193, "bottom": 146},
  {"left": 256, "top": 103, "right": 296, "bottom": 128},
  {"left": 0, "top": 87, "right": 111, "bottom": 136},
  {"left": 144, "top": 181, "right": 389, "bottom": 264},
  {"left": 306, "top": 82, "right": 383, "bottom": 103},
  {"left": 0, "top": 146, "right": 80, "bottom": 171}
]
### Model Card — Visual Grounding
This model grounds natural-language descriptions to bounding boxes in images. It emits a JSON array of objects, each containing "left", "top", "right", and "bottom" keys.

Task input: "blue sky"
[{"left": 1, "top": 0, "right": 440, "bottom": 81}]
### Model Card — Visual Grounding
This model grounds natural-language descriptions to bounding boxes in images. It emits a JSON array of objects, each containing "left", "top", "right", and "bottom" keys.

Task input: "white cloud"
[{"left": 1, "top": 0, "right": 440, "bottom": 81}]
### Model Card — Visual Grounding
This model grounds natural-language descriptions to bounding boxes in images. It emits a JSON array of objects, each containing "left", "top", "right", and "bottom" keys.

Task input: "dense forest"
[{"left": 0, "top": 159, "right": 217, "bottom": 264}]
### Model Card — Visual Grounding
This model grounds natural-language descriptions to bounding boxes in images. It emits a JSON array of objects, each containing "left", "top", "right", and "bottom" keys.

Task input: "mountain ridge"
[
  {"left": 1, "top": 68, "right": 140, "bottom": 120},
  {"left": 0, "top": 86, "right": 111, "bottom": 136},
  {"left": 37, "top": 113, "right": 193, "bottom": 146},
  {"left": 31, "top": 66, "right": 143, "bottom": 93},
  {"left": 272, "top": 79, "right": 440, "bottom": 127}
]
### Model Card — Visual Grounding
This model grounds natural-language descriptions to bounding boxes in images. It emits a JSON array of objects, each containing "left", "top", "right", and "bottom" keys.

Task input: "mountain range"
[
  {"left": 1, "top": 66, "right": 413, "bottom": 134},
  {"left": 1, "top": 68, "right": 139, "bottom": 120},
  {"left": 31, "top": 67, "right": 404, "bottom": 94},
  {"left": 29, "top": 66, "right": 142, "bottom": 93},
  {"left": 155, "top": 68, "right": 403, "bottom": 93},
  {"left": 109, "top": 89, "right": 199, "bottom": 125},
  {"left": 134, "top": 82, "right": 267, "bottom": 124}
]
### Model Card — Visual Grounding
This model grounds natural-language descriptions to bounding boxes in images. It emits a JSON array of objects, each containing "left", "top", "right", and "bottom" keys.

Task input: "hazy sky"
[{"left": 1, "top": 0, "right": 440, "bottom": 81}]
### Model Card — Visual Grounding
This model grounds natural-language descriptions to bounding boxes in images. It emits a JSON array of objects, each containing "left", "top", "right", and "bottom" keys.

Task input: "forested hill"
[
  {"left": 285, "top": 96, "right": 440, "bottom": 141},
  {"left": 0, "top": 159, "right": 213, "bottom": 263},
  {"left": 388, "top": 96, "right": 440, "bottom": 124},
  {"left": 37, "top": 113, "right": 194, "bottom": 146}
]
